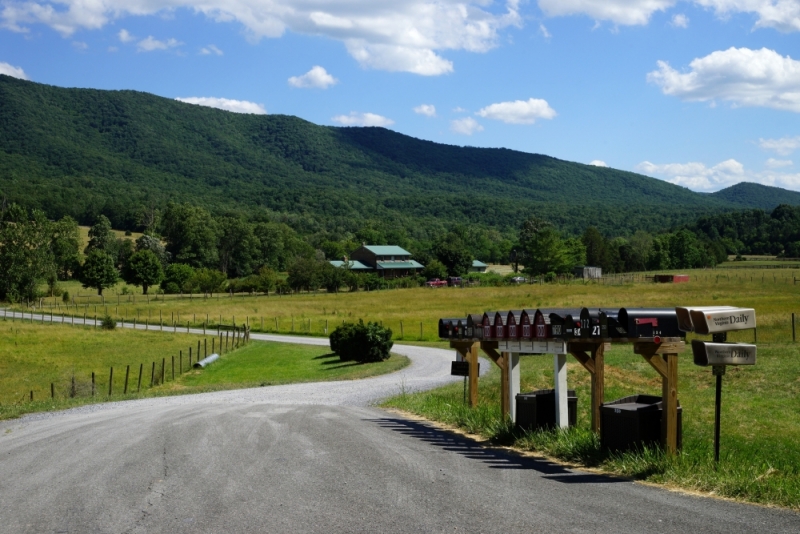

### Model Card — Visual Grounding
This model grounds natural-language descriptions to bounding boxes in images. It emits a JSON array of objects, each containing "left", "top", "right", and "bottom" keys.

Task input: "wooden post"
[
  {"left": 180, "top": 351, "right": 183, "bottom": 374},
  {"left": 204, "top": 338, "right": 207, "bottom": 358},
  {"left": 51, "top": 382, "right": 55, "bottom": 399},
  {"left": 108, "top": 367, "right": 113, "bottom": 396},
  {"left": 189, "top": 347, "right": 193, "bottom": 366},
  {"left": 150, "top": 362, "right": 155, "bottom": 387},
  {"left": 634, "top": 340, "right": 684, "bottom": 455},
  {"left": 91, "top": 372, "right": 95, "bottom": 396},
  {"left": 172, "top": 356, "right": 175, "bottom": 381},
  {"left": 212, "top": 338, "right": 216, "bottom": 354},
  {"left": 662, "top": 352, "right": 679, "bottom": 455},
  {"left": 124, "top": 365, "right": 130, "bottom": 394},
  {"left": 161, "top": 358, "right": 165, "bottom": 384},
  {"left": 420, "top": 322, "right": 423, "bottom": 340},
  {"left": 793, "top": 313, "right": 796, "bottom": 342},
  {"left": 400, "top": 321, "right": 404, "bottom": 338},
  {"left": 468, "top": 343, "right": 479, "bottom": 407}
]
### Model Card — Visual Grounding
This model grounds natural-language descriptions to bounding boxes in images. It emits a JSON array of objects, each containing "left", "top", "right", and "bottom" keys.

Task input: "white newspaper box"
[
  {"left": 689, "top": 308, "right": 756, "bottom": 335},
  {"left": 675, "top": 306, "right": 737, "bottom": 333}
]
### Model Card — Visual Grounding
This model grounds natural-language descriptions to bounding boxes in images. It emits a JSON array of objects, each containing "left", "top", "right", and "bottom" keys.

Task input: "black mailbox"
[
  {"left": 438, "top": 318, "right": 462, "bottom": 339},
  {"left": 600, "top": 308, "right": 626, "bottom": 338},
  {"left": 452, "top": 318, "right": 466, "bottom": 339},
  {"left": 466, "top": 314, "right": 483, "bottom": 340},
  {"left": 548, "top": 309, "right": 581, "bottom": 340},
  {"left": 617, "top": 308, "right": 685, "bottom": 339},
  {"left": 579, "top": 308, "right": 603, "bottom": 338}
]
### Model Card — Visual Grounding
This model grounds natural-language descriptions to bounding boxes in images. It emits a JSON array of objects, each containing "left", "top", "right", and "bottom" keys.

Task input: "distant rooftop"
[
  {"left": 472, "top": 260, "right": 488, "bottom": 268},
  {"left": 329, "top": 260, "right": 370, "bottom": 270},
  {"left": 376, "top": 260, "right": 424, "bottom": 270},
  {"left": 361, "top": 245, "right": 411, "bottom": 256}
]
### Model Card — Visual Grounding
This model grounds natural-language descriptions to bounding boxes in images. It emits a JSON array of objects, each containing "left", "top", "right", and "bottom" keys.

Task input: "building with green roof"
[{"left": 349, "top": 245, "right": 424, "bottom": 279}]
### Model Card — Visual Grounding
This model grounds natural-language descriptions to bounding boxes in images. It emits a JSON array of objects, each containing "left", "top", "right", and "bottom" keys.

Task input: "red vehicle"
[{"left": 425, "top": 278, "right": 448, "bottom": 287}]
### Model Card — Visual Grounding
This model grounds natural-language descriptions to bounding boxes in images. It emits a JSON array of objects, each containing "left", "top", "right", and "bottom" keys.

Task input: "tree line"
[{"left": 2, "top": 201, "right": 797, "bottom": 301}]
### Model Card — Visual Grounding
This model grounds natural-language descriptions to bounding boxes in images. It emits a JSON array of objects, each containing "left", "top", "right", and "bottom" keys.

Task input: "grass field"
[
  {"left": 28, "top": 269, "right": 800, "bottom": 344},
  {"left": 382, "top": 341, "right": 800, "bottom": 509},
  {"left": 0, "top": 321, "right": 407, "bottom": 420}
]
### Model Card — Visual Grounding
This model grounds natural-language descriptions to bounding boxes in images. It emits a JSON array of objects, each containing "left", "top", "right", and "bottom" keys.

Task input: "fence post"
[
  {"left": 137, "top": 363, "right": 143, "bottom": 392},
  {"left": 172, "top": 356, "right": 175, "bottom": 381},
  {"left": 124, "top": 365, "right": 130, "bottom": 394},
  {"left": 180, "top": 350, "right": 183, "bottom": 374},
  {"left": 420, "top": 322, "right": 423, "bottom": 340},
  {"left": 51, "top": 382, "right": 54, "bottom": 399},
  {"left": 400, "top": 321, "right": 404, "bottom": 338},
  {"left": 189, "top": 347, "right": 193, "bottom": 366},
  {"left": 150, "top": 362, "right": 155, "bottom": 387},
  {"left": 108, "top": 367, "right": 113, "bottom": 396},
  {"left": 91, "top": 372, "right": 95, "bottom": 396},
  {"left": 793, "top": 313, "right": 796, "bottom": 342}
]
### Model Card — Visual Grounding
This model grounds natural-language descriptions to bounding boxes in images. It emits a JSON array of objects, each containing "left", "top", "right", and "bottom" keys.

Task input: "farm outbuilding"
[
  {"left": 655, "top": 274, "right": 690, "bottom": 283},
  {"left": 573, "top": 266, "right": 602, "bottom": 280},
  {"left": 470, "top": 260, "right": 488, "bottom": 272}
]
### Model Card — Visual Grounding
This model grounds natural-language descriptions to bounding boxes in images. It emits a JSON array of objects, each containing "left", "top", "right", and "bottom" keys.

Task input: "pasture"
[{"left": 32, "top": 268, "right": 800, "bottom": 344}]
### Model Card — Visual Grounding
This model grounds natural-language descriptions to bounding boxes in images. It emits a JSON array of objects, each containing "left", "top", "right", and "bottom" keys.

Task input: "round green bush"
[{"left": 329, "top": 320, "right": 393, "bottom": 363}]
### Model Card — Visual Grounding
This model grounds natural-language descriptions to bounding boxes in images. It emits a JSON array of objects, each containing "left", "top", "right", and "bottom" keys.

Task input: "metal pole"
[{"left": 713, "top": 365, "right": 725, "bottom": 464}]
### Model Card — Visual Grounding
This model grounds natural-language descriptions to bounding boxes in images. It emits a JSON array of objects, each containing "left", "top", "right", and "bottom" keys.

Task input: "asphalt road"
[{"left": 1, "top": 310, "right": 798, "bottom": 533}]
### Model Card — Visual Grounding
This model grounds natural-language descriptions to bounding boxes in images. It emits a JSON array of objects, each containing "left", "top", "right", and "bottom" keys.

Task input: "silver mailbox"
[
  {"left": 692, "top": 340, "right": 757, "bottom": 366},
  {"left": 689, "top": 308, "right": 756, "bottom": 335}
]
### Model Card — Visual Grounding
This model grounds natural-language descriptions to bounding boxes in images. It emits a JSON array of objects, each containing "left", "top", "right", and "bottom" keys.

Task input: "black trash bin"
[
  {"left": 600, "top": 394, "right": 682, "bottom": 452},
  {"left": 516, "top": 389, "right": 577, "bottom": 431}
]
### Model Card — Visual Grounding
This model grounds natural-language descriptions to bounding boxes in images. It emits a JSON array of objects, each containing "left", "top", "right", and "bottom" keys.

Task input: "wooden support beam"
[
  {"left": 468, "top": 343, "right": 479, "bottom": 408},
  {"left": 662, "top": 352, "right": 679, "bottom": 455},
  {"left": 569, "top": 349, "right": 595, "bottom": 374},
  {"left": 591, "top": 343, "right": 605, "bottom": 434}
]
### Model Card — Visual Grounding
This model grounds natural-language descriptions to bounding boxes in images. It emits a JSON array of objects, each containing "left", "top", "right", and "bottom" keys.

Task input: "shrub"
[
  {"left": 329, "top": 320, "right": 393, "bottom": 363},
  {"left": 62, "top": 291, "right": 70, "bottom": 303},
  {"left": 101, "top": 315, "right": 116, "bottom": 330}
]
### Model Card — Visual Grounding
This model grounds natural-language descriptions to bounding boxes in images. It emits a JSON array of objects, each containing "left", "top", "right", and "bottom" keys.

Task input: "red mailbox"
[
  {"left": 506, "top": 310, "right": 523, "bottom": 339},
  {"left": 520, "top": 309, "right": 537, "bottom": 339},
  {"left": 494, "top": 311, "right": 509, "bottom": 339},
  {"left": 482, "top": 312, "right": 495, "bottom": 340}
]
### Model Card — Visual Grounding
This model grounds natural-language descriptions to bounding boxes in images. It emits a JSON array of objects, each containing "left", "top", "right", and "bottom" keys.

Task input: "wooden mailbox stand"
[{"left": 450, "top": 337, "right": 685, "bottom": 455}]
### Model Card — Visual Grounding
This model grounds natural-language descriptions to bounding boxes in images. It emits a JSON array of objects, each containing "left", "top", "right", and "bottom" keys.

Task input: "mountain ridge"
[{"left": 0, "top": 74, "right": 796, "bottom": 237}]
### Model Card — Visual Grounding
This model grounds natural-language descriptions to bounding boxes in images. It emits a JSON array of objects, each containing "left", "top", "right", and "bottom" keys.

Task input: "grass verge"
[
  {"left": 0, "top": 322, "right": 408, "bottom": 420},
  {"left": 382, "top": 343, "right": 800, "bottom": 510}
]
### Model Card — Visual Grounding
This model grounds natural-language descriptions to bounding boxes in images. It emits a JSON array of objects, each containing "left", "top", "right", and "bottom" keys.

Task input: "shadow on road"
[{"left": 369, "top": 417, "right": 625, "bottom": 485}]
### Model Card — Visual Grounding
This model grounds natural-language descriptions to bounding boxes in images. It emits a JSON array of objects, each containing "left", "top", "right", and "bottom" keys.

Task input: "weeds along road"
[{"left": 0, "top": 311, "right": 798, "bottom": 533}]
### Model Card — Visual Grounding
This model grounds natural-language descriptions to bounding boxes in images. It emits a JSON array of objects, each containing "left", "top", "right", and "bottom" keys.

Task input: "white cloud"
[
  {"left": 537, "top": 1, "right": 800, "bottom": 32},
  {"left": 766, "top": 158, "right": 793, "bottom": 168},
  {"left": 288, "top": 66, "right": 337, "bottom": 89},
  {"left": 200, "top": 44, "right": 223, "bottom": 56},
  {"left": 696, "top": 0, "right": 800, "bottom": 33},
  {"left": 118, "top": 29, "right": 134, "bottom": 43},
  {"left": 589, "top": 160, "right": 608, "bottom": 167},
  {"left": 451, "top": 117, "right": 483, "bottom": 135},
  {"left": 648, "top": 47, "right": 800, "bottom": 112},
  {"left": 671, "top": 13, "right": 689, "bottom": 27},
  {"left": 331, "top": 112, "right": 394, "bottom": 127},
  {"left": 72, "top": 40, "right": 87, "bottom": 50},
  {"left": 413, "top": 104, "right": 436, "bottom": 117},
  {"left": 0, "top": 61, "right": 28, "bottom": 79},
  {"left": 539, "top": 23, "right": 551, "bottom": 38},
  {"left": 452, "top": 106, "right": 468, "bottom": 113},
  {"left": 137, "top": 36, "right": 182, "bottom": 52},
  {"left": 0, "top": 1, "right": 523, "bottom": 75},
  {"left": 636, "top": 158, "right": 800, "bottom": 192},
  {"left": 760, "top": 136, "right": 800, "bottom": 155},
  {"left": 175, "top": 97, "right": 267, "bottom": 114},
  {"left": 476, "top": 98, "right": 556, "bottom": 124},
  {"left": 538, "top": 0, "right": 676, "bottom": 26}
]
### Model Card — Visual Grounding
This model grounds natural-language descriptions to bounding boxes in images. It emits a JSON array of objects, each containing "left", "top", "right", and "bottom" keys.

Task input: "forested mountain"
[
  {"left": 708, "top": 182, "right": 800, "bottom": 211},
  {"left": 0, "top": 74, "right": 797, "bottom": 240}
]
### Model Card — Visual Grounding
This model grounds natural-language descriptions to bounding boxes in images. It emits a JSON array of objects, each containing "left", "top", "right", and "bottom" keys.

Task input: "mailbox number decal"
[
  {"left": 522, "top": 325, "right": 531, "bottom": 337},
  {"left": 592, "top": 326, "right": 600, "bottom": 336}
]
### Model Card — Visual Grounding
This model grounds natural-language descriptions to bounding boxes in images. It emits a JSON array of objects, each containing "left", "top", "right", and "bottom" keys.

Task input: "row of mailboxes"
[{"left": 439, "top": 308, "right": 686, "bottom": 341}]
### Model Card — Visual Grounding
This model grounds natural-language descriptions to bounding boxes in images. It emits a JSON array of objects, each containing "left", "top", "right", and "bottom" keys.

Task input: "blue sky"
[{"left": 2, "top": 1, "right": 799, "bottom": 192}]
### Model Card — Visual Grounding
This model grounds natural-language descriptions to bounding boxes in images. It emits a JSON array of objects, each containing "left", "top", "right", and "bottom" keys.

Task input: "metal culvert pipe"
[{"left": 193, "top": 353, "right": 220, "bottom": 369}]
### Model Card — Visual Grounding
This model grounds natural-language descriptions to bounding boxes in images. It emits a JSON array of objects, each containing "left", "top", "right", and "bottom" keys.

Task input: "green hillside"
[
  {"left": 0, "top": 74, "right": 794, "bottom": 237},
  {"left": 709, "top": 182, "right": 800, "bottom": 211}
]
